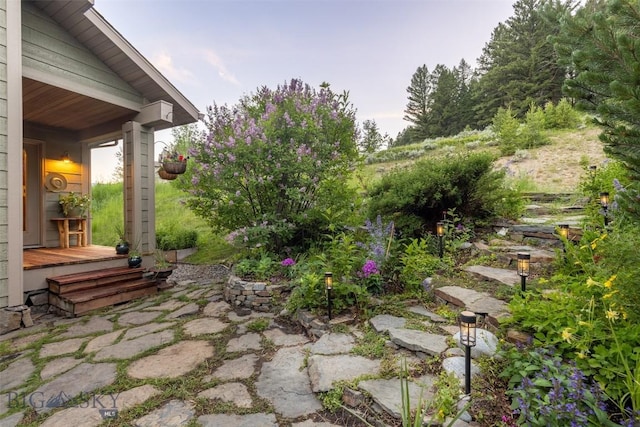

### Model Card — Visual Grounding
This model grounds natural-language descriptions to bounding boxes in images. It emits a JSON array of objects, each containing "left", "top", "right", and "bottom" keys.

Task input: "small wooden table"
[{"left": 51, "top": 217, "right": 87, "bottom": 248}]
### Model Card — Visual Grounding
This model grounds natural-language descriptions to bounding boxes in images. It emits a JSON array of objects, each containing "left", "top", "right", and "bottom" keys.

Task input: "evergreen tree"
[
  {"left": 358, "top": 119, "right": 389, "bottom": 153},
  {"left": 473, "top": 0, "right": 575, "bottom": 126},
  {"left": 556, "top": 0, "right": 640, "bottom": 218},
  {"left": 404, "top": 65, "right": 435, "bottom": 142}
]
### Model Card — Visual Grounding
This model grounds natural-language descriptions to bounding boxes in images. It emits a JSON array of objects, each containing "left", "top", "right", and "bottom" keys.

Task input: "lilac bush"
[{"left": 188, "top": 79, "right": 360, "bottom": 252}]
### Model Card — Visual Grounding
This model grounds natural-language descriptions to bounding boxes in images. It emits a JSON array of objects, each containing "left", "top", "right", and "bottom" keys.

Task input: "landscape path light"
[
  {"left": 459, "top": 311, "right": 477, "bottom": 395},
  {"left": 600, "top": 192, "right": 610, "bottom": 227},
  {"left": 558, "top": 224, "right": 569, "bottom": 240},
  {"left": 517, "top": 252, "right": 530, "bottom": 293},
  {"left": 436, "top": 221, "right": 445, "bottom": 259},
  {"left": 325, "top": 272, "right": 333, "bottom": 320}
]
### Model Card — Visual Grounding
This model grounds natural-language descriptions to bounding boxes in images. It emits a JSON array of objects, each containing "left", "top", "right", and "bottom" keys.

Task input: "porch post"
[
  {"left": 122, "top": 121, "right": 156, "bottom": 261},
  {"left": 5, "top": 0, "right": 24, "bottom": 306}
]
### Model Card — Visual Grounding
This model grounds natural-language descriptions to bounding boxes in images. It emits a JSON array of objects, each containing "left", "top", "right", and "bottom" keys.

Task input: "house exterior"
[{"left": 0, "top": 0, "right": 200, "bottom": 308}]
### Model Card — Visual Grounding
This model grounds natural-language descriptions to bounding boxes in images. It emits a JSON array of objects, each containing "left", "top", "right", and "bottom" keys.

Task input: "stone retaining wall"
[{"left": 224, "top": 275, "right": 286, "bottom": 312}]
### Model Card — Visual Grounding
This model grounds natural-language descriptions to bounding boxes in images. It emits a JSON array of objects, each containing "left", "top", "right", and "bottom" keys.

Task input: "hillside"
[
  {"left": 365, "top": 125, "right": 608, "bottom": 195},
  {"left": 493, "top": 126, "right": 607, "bottom": 193}
]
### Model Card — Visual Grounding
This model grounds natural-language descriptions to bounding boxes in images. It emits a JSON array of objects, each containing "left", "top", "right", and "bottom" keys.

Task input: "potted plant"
[
  {"left": 114, "top": 224, "right": 130, "bottom": 255},
  {"left": 159, "top": 147, "right": 188, "bottom": 175},
  {"left": 149, "top": 249, "right": 176, "bottom": 288},
  {"left": 58, "top": 192, "right": 91, "bottom": 217},
  {"left": 127, "top": 248, "right": 142, "bottom": 268}
]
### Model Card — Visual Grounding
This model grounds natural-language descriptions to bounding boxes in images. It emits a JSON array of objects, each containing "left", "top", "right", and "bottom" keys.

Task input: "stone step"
[
  {"left": 434, "top": 285, "right": 509, "bottom": 328},
  {"left": 462, "top": 265, "right": 519, "bottom": 287}
]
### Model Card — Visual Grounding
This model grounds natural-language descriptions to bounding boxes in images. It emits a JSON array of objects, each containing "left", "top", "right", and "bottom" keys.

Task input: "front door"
[{"left": 23, "top": 141, "right": 42, "bottom": 247}]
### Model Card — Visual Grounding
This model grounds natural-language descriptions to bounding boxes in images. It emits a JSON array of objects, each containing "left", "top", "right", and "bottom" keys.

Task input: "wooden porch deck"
[{"left": 23, "top": 245, "right": 126, "bottom": 270}]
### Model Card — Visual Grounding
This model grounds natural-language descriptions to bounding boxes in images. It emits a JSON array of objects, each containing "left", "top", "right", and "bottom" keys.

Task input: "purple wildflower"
[
  {"left": 281, "top": 258, "right": 296, "bottom": 267},
  {"left": 362, "top": 260, "right": 379, "bottom": 278}
]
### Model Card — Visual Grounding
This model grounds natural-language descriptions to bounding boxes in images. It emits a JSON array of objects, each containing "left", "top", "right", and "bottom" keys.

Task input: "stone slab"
[
  {"left": 226, "top": 332, "right": 261, "bottom": 352},
  {"left": 117, "top": 311, "right": 161, "bottom": 326},
  {"left": 462, "top": 265, "right": 519, "bottom": 287},
  {"left": 202, "top": 301, "right": 231, "bottom": 317},
  {"left": 142, "top": 300, "right": 186, "bottom": 312},
  {"left": 310, "top": 333, "right": 354, "bottom": 355},
  {"left": 359, "top": 375, "right": 435, "bottom": 419},
  {"left": 94, "top": 330, "right": 174, "bottom": 361},
  {"left": 198, "top": 382, "right": 252, "bottom": 408},
  {"left": 307, "top": 354, "right": 381, "bottom": 392},
  {"left": 127, "top": 340, "right": 213, "bottom": 379},
  {"left": 59, "top": 317, "right": 113, "bottom": 338},
  {"left": 40, "top": 357, "right": 83, "bottom": 380},
  {"left": 256, "top": 346, "right": 322, "bottom": 418},
  {"left": 442, "top": 356, "right": 480, "bottom": 384},
  {"left": 166, "top": 303, "right": 200, "bottom": 319},
  {"left": 31, "top": 363, "right": 117, "bottom": 414},
  {"left": 262, "top": 328, "right": 309, "bottom": 347},
  {"left": 0, "top": 356, "right": 35, "bottom": 392},
  {"left": 388, "top": 328, "right": 448, "bottom": 356},
  {"left": 369, "top": 314, "right": 406, "bottom": 333},
  {"left": 40, "top": 338, "right": 85, "bottom": 358},
  {"left": 407, "top": 306, "right": 447, "bottom": 323},
  {"left": 210, "top": 354, "right": 258, "bottom": 381},
  {"left": 183, "top": 318, "right": 227, "bottom": 337},
  {"left": 39, "top": 384, "right": 160, "bottom": 427},
  {"left": 134, "top": 399, "right": 194, "bottom": 427},
  {"left": 84, "top": 330, "right": 122, "bottom": 354},
  {"left": 122, "top": 322, "right": 175, "bottom": 341},
  {"left": 198, "top": 413, "right": 277, "bottom": 427}
]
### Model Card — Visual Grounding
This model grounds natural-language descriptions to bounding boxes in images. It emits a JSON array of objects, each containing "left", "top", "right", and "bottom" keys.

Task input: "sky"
[{"left": 90, "top": 0, "right": 516, "bottom": 183}]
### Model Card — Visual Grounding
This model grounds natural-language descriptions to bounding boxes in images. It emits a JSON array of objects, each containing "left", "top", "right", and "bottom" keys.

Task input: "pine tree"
[
  {"left": 473, "top": 0, "right": 574, "bottom": 126},
  {"left": 556, "top": 0, "right": 640, "bottom": 218},
  {"left": 404, "top": 65, "right": 434, "bottom": 142}
]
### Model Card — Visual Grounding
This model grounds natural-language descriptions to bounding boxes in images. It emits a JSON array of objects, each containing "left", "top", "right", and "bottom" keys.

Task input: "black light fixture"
[
  {"left": 600, "top": 192, "right": 610, "bottom": 227},
  {"left": 61, "top": 152, "right": 71, "bottom": 163},
  {"left": 325, "top": 272, "right": 333, "bottom": 320},
  {"left": 517, "top": 252, "right": 530, "bottom": 293},
  {"left": 436, "top": 221, "right": 445, "bottom": 259},
  {"left": 459, "top": 311, "right": 477, "bottom": 395}
]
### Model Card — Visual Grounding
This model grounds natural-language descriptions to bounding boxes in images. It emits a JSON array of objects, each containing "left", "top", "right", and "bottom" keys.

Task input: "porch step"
[
  {"left": 47, "top": 266, "right": 148, "bottom": 295},
  {"left": 47, "top": 267, "right": 157, "bottom": 316}
]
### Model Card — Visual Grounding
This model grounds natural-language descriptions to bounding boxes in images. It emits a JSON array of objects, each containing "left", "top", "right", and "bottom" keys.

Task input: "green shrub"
[
  {"left": 399, "top": 238, "right": 446, "bottom": 293},
  {"left": 156, "top": 228, "right": 198, "bottom": 250},
  {"left": 492, "top": 107, "right": 520, "bottom": 156},
  {"left": 367, "top": 151, "right": 520, "bottom": 237},
  {"left": 520, "top": 103, "right": 550, "bottom": 149}
]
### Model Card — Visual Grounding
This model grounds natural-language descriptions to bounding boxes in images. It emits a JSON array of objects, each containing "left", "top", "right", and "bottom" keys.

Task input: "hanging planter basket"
[
  {"left": 162, "top": 160, "right": 187, "bottom": 175},
  {"left": 158, "top": 168, "right": 178, "bottom": 181}
]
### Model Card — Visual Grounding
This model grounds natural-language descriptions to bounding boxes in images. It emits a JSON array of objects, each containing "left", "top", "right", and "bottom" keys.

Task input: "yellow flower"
[
  {"left": 562, "top": 327, "right": 573, "bottom": 342},
  {"left": 603, "top": 290, "right": 618, "bottom": 299},
  {"left": 606, "top": 310, "right": 619, "bottom": 321},
  {"left": 578, "top": 320, "right": 590, "bottom": 327},
  {"left": 604, "top": 274, "right": 617, "bottom": 289},
  {"left": 586, "top": 277, "right": 599, "bottom": 288},
  {"left": 577, "top": 351, "right": 587, "bottom": 359}
]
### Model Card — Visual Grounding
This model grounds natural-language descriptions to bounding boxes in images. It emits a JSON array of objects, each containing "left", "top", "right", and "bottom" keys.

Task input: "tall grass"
[{"left": 91, "top": 181, "right": 236, "bottom": 264}]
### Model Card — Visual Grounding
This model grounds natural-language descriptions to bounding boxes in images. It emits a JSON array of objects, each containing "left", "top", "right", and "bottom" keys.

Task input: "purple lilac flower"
[
  {"left": 362, "top": 260, "right": 379, "bottom": 278},
  {"left": 281, "top": 258, "right": 296, "bottom": 267}
]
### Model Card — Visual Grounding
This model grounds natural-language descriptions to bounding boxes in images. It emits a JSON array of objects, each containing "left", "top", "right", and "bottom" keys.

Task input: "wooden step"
[
  {"left": 47, "top": 266, "right": 147, "bottom": 295},
  {"left": 49, "top": 278, "right": 157, "bottom": 316}
]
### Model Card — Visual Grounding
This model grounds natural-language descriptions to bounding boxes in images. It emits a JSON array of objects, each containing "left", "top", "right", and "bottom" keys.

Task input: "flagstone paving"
[{"left": 0, "top": 272, "right": 504, "bottom": 426}]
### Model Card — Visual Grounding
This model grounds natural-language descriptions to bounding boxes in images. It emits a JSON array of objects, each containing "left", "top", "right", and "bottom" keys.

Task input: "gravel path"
[{"left": 169, "top": 263, "right": 231, "bottom": 285}]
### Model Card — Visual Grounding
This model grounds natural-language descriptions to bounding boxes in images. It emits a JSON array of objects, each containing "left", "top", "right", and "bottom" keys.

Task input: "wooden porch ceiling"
[{"left": 23, "top": 77, "right": 138, "bottom": 135}]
